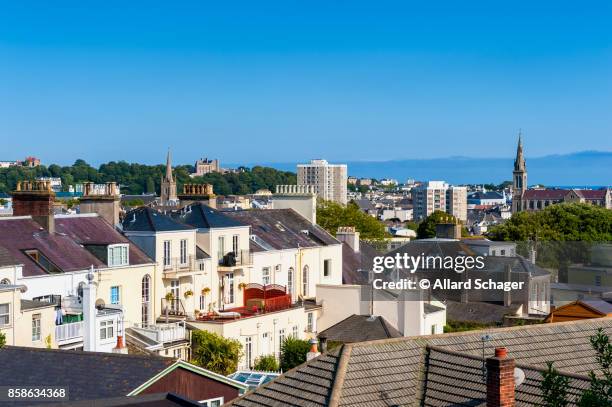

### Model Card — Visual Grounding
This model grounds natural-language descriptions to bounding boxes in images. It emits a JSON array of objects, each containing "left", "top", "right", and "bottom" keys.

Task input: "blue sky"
[{"left": 1, "top": 1, "right": 611, "bottom": 166}]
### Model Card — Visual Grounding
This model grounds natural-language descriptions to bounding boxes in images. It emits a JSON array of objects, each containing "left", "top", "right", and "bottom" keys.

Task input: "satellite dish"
[
  {"left": 514, "top": 367, "right": 526, "bottom": 387},
  {"left": 95, "top": 299, "right": 106, "bottom": 310}
]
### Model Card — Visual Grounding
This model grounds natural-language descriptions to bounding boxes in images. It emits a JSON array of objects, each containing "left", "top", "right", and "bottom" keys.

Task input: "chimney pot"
[{"left": 494, "top": 347, "right": 507, "bottom": 358}]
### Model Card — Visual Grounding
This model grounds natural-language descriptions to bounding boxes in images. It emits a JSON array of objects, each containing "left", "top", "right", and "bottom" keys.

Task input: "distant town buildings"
[
  {"left": 413, "top": 181, "right": 467, "bottom": 222},
  {"left": 511, "top": 135, "right": 611, "bottom": 212},
  {"left": 297, "top": 159, "right": 348, "bottom": 205},
  {"left": 193, "top": 157, "right": 221, "bottom": 176},
  {"left": 0, "top": 156, "right": 41, "bottom": 168}
]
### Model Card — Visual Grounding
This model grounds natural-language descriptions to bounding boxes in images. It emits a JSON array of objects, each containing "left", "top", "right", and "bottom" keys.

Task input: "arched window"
[
  {"left": 302, "top": 265, "right": 309, "bottom": 297},
  {"left": 0, "top": 278, "right": 10, "bottom": 285},
  {"left": 287, "top": 268, "right": 294, "bottom": 296},
  {"left": 141, "top": 275, "right": 151, "bottom": 325}
]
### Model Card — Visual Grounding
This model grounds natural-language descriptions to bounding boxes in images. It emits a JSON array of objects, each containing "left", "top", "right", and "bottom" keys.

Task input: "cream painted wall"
[
  {"left": 0, "top": 288, "right": 56, "bottom": 348},
  {"left": 189, "top": 306, "right": 313, "bottom": 369}
]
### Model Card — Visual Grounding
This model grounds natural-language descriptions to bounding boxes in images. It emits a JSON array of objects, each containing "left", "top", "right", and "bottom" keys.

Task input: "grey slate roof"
[
  {"left": 229, "top": 318, "right": 612, "bottom": 406},
  {"left": 341, "top": 242, "right": 380, "bottom": 285},
  {"left": 47, "top": 392, "right": 201, "bottom": 406},
  {"left": 318, "top": 314, "right": 402, "bottom": 344},
  {"left": 223, "top": 209, "right": 339, "bottom": 251},
  {"left": 0, "top": 346, "right": 174, "bottom": 404},
  {"left": 176, "top": 203, "right": 247, "bottom": 229},
  {"left": 123, "top": 207, "right": 195, "bottom": 232}
]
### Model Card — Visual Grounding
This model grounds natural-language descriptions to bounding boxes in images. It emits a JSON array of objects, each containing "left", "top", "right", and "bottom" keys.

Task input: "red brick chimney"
[
  {"left": 12, "top": 180, "right": 56, "bottom": 233},
  {"left": 486, "top": 347, "right": 515, "bottom": 407}
]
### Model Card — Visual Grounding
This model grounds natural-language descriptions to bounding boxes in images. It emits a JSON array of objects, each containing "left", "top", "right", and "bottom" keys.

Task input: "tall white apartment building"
[
  {"left": 413, "top": 181, "right": 467, "bottom": 222},
  {"left": 297, "top": 159, "right": 348, "bottom": 205}
]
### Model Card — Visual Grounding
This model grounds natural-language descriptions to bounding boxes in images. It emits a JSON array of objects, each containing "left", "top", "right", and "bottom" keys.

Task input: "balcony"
[
  {"left": 161, "top": 297, "right": 186, "bottom": 317},
  {"left": 131, "top": 322, "right": 187, "bottom": 344},
  {"left": 218, "top": 250, "right": 253, "bottom": 271},
  {"left": 197, "top": 283, "right": 293, "bottom": 322},
  {"left": 162, "top": 255, "right": 203, "bottom": 278},
  {"left": 55, "top": 321, "right": 83, "bottom": 345}
]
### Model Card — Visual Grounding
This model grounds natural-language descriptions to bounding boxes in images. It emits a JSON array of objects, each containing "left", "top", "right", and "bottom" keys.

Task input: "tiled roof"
[
  {"left": 229, "top": 318, "right": 612, "bottom": 406},
  {"left": 0, "top": 217, "right": 104, "bottom": 276},
  {"left": 318, "top": 314, "right": 402, "bottom": 344},
  {"left": 522, "top": 189, "right": 569, "bottom": 200},
  {"left": 0, "top": 245, "right": 20, "bottom": 268},
  {"left": 223, "top": 209, "right": 339, "bottom": 251},
  {"left": 55, "top": 215, "right": 152, "bottom": 266},
  {"left": 123, "top": 207, "right": 195, "bottom": 232},
  {"left": 0, "top": 216, "right": 153, "bottom": 277},
  {"left": 0, "top": 346, "right": 174, "bottom": 402},
  {"left": 176, "top": 204, "right": 247, "bottom": 229},
  {"left": 52, "top": 392, "right": 202, "bottom": 406},
  {"left": 446, "top": 301, "right": 522, "bottom": 324}
]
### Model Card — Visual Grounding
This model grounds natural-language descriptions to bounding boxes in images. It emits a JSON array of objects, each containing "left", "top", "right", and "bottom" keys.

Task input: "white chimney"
[
  {"left": 83, "top": 266, "right": 97, "bottom": 352},
  {"left": 307, "top": 338, "right": 321, "bottom": 361},
  {"left": 336, "top": 227, "right": 360, "bottom": 252}
]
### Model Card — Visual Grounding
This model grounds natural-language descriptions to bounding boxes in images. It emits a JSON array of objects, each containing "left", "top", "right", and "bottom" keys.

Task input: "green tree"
[
  {"left": 579, "top": 328, "right": 612, "bottom": 406},
  {"left": 541, "top": 361, "right": 570, "bottom": 407},
  {"left": 190, "top": 330, "right": 243, "bottom": 375},
  {"left": 280, "top": 337, "right": 311, "bottom": 371},
  {"left": 0, "top": 331, "right": 5, "bottom": 348},
  {"left": 253, "top": 354, "right": 280, "bottom": 372},
  {"left": 416, "top": 211, "right": 462, "bottom": 239},
  {"left": 488, "top": 203, "right": 612, "bottom": 242},
  {"left": 317, "top": 200, "right": 389, "bottom": 240}
]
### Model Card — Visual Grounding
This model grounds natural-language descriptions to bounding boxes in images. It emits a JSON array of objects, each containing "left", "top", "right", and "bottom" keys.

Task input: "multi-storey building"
[
  {"left": 123, "top": 203, "right": 343, "bottom": 369},
  {"left": 193, "top": 157, "right": 221, "bottom": 176},
  {"left": 0, "top": 181, "right": 156, "bottom": 352},
  {"left": 413, "top": 181, "right": 467, "bottom": 222},
  {"left": 297, "top": 159, "right": 347, "bottom": 205}
]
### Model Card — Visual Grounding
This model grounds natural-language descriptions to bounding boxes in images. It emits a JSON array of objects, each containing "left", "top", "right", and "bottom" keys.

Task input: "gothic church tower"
[
  {"left": 512, "top": 133, "right": 527, "bottom": 213},
  {"left": 160, "top": 149, "right": 177, "bottom": 205}
]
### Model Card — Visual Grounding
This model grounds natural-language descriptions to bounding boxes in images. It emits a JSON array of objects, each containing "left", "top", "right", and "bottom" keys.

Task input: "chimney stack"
[
  {"left": 306, "top": 338, "right": 321, "bottom": 361},
  {"left": 112, "top": 335, "right": 127, "bottom": 354},
  {"left": 79, "top": 182, "right": 121, "bottom": 226},
  {"left": 486, "top": 347, "right": 515, "bottom": 407},
  {"left": 12, "top": 180, "right": 56, "bottom": 233},
  {"left": 336, "top": 226, "right": 360, "bottom": 252},
  {"left": 435, "top": 216, "right": 462, "bottom": 239}
]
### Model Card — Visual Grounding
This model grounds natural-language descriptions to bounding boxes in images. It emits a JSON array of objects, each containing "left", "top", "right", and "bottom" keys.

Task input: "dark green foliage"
[
  {"left": 253, "top": 354, "right": 280, "bottom": 372},
  {"left": 280, "top": 337, "right": 310, "bottom": 372},
  {"left": 488, "top": 203, "right": 612, "bottom": 242},
  {"left": 190, "top": 330, "right": 243, "bottom": 375},
  {"left": 416, "top": 210, "right": 463, "bottom": 239},
  {"left": 443, "top": 320, "right": 494, "bottom": 333},
  {"left": 0, "top": 331, "right": 5, "bottom": 348},
  {"left": 541, "top": 362, "right": 570, "bottom": 407},
  {"left": 579, "top": 328, "right": 612, "bottom": 406},
  {"left": 0, "top": 160, "right": 296, "bottom": 195},
  {"left": 317, "top": 200, "right": 389, "bottom": 241}
]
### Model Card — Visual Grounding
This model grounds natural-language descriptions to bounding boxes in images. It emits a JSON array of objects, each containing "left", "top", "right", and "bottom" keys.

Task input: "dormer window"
[{"left": 108, "top": 244, "right": 129, "bottom": 267}]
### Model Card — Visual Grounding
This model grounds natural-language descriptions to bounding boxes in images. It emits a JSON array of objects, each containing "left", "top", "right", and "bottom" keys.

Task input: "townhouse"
[
  {"left": 122, "top": 203, "right": 343, "bottom": 368},
  {"left": 0, "top": 181, "right": 156, "bottom": 351}
]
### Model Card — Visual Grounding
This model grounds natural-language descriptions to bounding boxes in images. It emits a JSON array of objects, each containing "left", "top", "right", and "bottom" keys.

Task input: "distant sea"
[{"left": 231, "top": 151, "right": 612, "bottom": 185}]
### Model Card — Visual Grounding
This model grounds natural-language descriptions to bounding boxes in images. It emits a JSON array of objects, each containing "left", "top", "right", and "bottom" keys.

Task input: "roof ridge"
[
  {"left": 348, "top": 316, "right": 612, "bottom": 348},
  {"left": 328, "top": 344, "right": 352, "bottom": 407},
  {"left": 144, "top": 206, "right": 156, "bottom": 231},
  {"left": 2, "top": 345, "right": 173, "bottom": 361}
]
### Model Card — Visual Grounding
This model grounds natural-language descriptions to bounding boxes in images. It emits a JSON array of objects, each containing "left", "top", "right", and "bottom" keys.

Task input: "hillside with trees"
[{"left": 0, "top": 160, "right": 296, "bottom": 196}]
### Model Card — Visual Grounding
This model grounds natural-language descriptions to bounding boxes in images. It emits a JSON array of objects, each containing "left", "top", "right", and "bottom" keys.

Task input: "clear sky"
[{"left": 1, "top": 1, "right": 611, "bottom": 166}]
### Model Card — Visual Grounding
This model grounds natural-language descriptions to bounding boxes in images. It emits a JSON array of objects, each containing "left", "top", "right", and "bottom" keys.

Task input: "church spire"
[
  {"left": 514, "top": 131, "right": 525, "bottom": 171},
  {"left": 165, "top": 148, "right": 174, "bottom": 182}
]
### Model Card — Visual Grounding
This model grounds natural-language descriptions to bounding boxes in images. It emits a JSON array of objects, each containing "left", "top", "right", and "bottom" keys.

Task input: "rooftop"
[
  {"left": 123, "top": 207, "right": 195, "bottom": 233},
  {"left": 230, "top": 318, "right": 612, "bottom": 406},
  {"left": 318, "top": 314, "right": 402, "bottom": 343}
]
